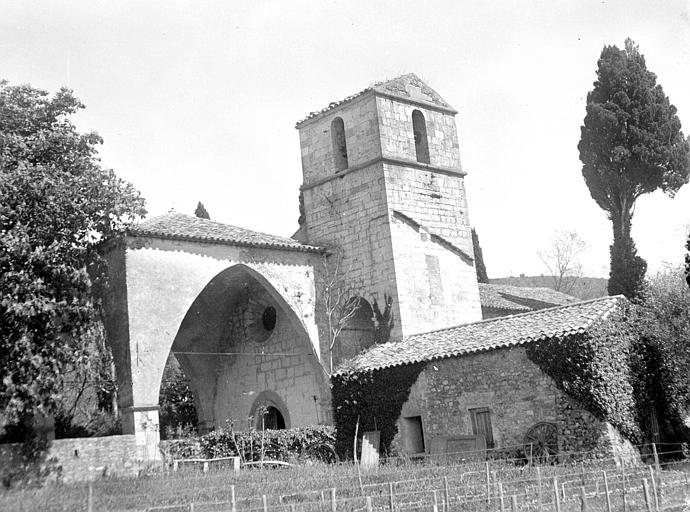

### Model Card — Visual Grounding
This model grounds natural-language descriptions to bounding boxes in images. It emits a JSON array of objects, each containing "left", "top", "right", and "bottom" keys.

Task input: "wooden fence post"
[
  {"left": 537, "top": 466, "right": 543, "bottom": 512},
  {"left": 444, "top": 476, "right": 450, "bottom": 511},
  {"left": 432, "top": 489, "right": 439, "bottom": 512},
  {"left": 621, "top": 469, "right": 628, "bottom": 512},
  {"left": 652, "top": 443, "right": 660, "bottom": 473},
  {"left": 499, "top": 482, "right": 505, "bottom": 512},
  {"left": 579, "top": 486, "right": 588, "bottom": 512},
  {"left": 649, "top": 466, "right": 659, "bottom": 512},
  {"left": 190, "top": 503, "right": 195, "bottom": 512},
  {"left": 553, "top": 477, "right": 561, "bottom": 512},
  {"left": 87, "top": 482, "right": 93, "bottom": 512},
  {"left": 231, "top": 484, "right": 236, "bottom": 512},
  {"left": 331, "top": 488, "right": 337, "bottom": 512},
  {"left": 366, "top": 497, "right": 373, "bottom": 512},
  {"left": 603, "top": 471, "right": 612, "bottom": 512},
  {"left": 486, "top": 461, "right": 491, "bottom": 506},
  {"left": 643, "top": 479, "right": 653, "bottom": 512},
  {"left": 511, "top": 494, "right": 518, "bottom": 512},
  {"left": 262, "top": 494, "right": 268, "bottom": 512},
  {"left": 389, "top": 482, "right": 394, "bottom": 512}
]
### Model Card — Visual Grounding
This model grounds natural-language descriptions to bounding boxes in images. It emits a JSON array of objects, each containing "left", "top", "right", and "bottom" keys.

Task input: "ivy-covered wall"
[
  {"left": 331, "top": 363, "right": 425, "bottom": 459},
  {"left": 526, "top": 328, "right": 641, "bottom": 443}
]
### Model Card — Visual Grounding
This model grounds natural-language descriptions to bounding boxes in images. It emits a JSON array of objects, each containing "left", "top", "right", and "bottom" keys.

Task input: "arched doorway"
[{"left": 167, "top": 264, "right": 327, "bottom": 432}]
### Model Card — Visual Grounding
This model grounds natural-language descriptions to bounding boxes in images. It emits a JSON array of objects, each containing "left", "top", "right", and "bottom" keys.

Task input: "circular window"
[{"left": 262, "top": 306, "right": 277, "bottom": 331}]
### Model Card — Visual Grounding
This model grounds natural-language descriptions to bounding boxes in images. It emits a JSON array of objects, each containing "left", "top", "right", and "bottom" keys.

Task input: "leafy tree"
[
  {"left": 537, "top": 229, "right": 588, "bottom": 294},
  {"left": 159, "top": 354, "right": 198, "bottom": 439},
  {"left": 633, "top": 267, "right": 690, "bottom": 443},
  {"left": 0, "top": 81, "right": 146, "bottom": 437},
  {"left": 194, "top": 201, "right": 210, "bottom": 219},
  {"left": 471, "top": 228, "right": 489, "bottom": 283},
  {"left": 578, "top": 39, "right": 690, "bottom": 299}
]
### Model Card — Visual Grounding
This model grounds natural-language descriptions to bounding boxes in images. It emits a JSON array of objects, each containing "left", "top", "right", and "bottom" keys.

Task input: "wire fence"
[{"left": 1, "top": 443, "right": 689, "bottom": 511}]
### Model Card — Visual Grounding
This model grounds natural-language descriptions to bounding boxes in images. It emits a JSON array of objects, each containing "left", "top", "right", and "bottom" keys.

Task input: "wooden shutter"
[{"left": 470, "top": 407, "right": 495, "bottom": 449}]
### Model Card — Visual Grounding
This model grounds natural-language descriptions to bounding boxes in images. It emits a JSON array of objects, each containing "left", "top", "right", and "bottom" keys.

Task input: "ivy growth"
[
  {"left": 526, "top": 308, "right": 642, "bottom": 443},
  {"left": 331, "top": 362, "right": 425, "bottom": 459}
]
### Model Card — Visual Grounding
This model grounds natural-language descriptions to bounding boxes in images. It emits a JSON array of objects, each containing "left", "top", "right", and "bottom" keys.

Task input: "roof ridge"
[
  {"left": 295, "top": 72, "right": 454, "bottom": 127},
  {"left": 405, "top": 295, "right": 624, "bottom": 340},
  {"left": 135, "top": 212, "right": 298, "bottom": 242},
  {"left": 128, "top": 211, "right": 326, "bottom": 253}
]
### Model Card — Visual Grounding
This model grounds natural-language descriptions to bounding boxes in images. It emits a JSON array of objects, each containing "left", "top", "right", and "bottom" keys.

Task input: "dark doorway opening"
[{"left": 262, "top": 406, "right": 286, "bottom": 430}]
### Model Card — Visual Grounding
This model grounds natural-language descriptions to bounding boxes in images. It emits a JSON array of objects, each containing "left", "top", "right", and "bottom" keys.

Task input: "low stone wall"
[{"left": 0, "top": 435, "right": 142, "bottom": 485}]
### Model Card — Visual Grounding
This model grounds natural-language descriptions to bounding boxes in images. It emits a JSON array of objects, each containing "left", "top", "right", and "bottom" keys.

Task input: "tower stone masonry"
[{"left": 296, "top": 73, "right": 481, "bottom": 349}]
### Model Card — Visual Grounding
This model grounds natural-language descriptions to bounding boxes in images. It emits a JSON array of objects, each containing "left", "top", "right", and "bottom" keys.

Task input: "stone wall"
[
  {"left": 298, "top": 93, "right": 381, "bottom": 184},
  {"left": 394, "top": 346, "right": 638, "bottom": 462},
  {"left": 0, "top": 435, "right": 140, "bottom": 485},
  {"left": 298, "top": 90, "right": 481, "bottom": 343},
  {"left": 376, "top": 96, "right": 461, "bottom": 169}
]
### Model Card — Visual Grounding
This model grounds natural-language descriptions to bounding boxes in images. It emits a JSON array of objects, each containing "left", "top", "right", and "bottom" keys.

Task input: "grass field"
[{"left": 1, "top": 447, "right": 689, "bottom": 511}]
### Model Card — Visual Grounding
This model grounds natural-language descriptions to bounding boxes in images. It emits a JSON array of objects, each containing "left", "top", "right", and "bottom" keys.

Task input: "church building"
[{"left": 102, "top": 74, "right": 635, "bottom": 463}]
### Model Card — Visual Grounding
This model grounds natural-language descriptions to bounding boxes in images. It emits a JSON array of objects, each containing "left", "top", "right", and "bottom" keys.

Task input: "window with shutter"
[{"left": 469, "top": 407, "right": 494, "bottom": 449}]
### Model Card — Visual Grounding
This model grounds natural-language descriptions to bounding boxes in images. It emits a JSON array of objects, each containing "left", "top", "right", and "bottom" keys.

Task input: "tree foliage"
[
  {"left": 526, "top": 310, "right": 642, "bottom": 443},
  {"left": 159, "top": 354, "right": 198, "bottom": 439},
  {"left": 578, "top": 39, "right": 690, "bottom": 299},
  {"left": 632, "top": 267, "right": 690, "bottom": 442},
  {"left": 0, "top": 81, "right": 146, "bottom": 435},
  {"left": 471, "top": 228, "right": 489, "bottom": 283},
  {"left": 194, "top": 201, "right": 210, "bottom": 219}
]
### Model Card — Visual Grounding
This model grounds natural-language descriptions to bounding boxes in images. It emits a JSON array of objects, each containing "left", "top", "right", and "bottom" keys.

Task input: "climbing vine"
[
  {"left": 526, "top": 307, "right": 642, "bottom": 442},
  {"left": 331, "top": 362, "right": 425, "bottom": 459}
]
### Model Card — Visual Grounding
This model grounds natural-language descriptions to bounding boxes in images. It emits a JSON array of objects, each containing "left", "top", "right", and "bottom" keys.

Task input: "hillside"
[{"left": 489, "top": 276, "right": 608, "bottom": 301}]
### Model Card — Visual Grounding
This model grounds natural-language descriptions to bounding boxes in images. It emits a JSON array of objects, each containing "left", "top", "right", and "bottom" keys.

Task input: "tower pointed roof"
[{"left": 296, "top": 73, "right": 456, "bottom": 127}]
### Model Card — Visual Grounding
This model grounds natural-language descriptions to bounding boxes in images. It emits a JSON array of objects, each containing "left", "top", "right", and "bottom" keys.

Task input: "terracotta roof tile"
[
  {"left": 128, "top": 212, "right": 324, "bottom": 253},
  {"left": 334, "top": 296, "right": 624, "bottom": 375},
  {"left": 479, "top": 283, "right": 578, "bottom": 311},
  {"left": 296, "top": 73, "right": 455, "bottom": 127}
]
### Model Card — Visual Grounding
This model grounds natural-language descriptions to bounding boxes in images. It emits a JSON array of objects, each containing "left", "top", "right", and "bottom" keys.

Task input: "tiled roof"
[
  {"left": 479, "top": 283, "right": 578, "bottom": 311},
  {"left": 296, "top": 73, "right": 455, "bottom": 127},
  {"left": 128, "top": 212, "right": 324, "bottom": 253},
  {"left": 334, "top": 296, "right": 623, "bottom": 375}
]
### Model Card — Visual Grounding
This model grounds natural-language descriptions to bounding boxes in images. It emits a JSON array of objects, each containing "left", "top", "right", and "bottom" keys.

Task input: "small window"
[
  {"left": 403, "top": 416, "right": 425, "bottom": 454},
  {"left": 412, "top": 110, "right": 430, "bottom": 164},
  {"left": 470, "top": 407, "right": 494, "bottom": 449},
  {"left": 331, "top": 117, "right": 348, "bottom": 171}
]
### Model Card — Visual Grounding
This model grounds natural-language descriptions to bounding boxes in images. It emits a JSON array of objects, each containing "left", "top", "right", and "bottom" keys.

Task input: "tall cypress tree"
[
  {"left": 578, "top": 39, "right": 690, "bottom": 299},
  {"left": 471, "top": 228, "right": 489, "bottom": 283}
]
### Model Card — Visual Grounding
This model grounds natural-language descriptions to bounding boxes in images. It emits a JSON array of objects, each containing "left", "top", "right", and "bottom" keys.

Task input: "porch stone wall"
[{"left": 0, "top": 435, "right": 140, "bottom": 485}]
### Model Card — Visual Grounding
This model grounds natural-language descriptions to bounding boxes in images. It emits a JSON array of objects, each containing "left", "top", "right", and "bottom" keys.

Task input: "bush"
[{"left": 160, "top": 425, "right": 336, "bottom": 463}]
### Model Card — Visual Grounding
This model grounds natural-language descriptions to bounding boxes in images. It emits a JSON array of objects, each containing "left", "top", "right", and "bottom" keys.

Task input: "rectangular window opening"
[
  {"left": 403, "top": 416, "right": 425, "bottom": 454},
  {"left": 470, "top": 407, "right": 495, "bottom": 449}
]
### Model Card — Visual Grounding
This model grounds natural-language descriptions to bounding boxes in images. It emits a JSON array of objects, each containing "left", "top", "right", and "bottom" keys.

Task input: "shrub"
[{"left": 160, "top": 425, "right": 336, "bottom": 463}]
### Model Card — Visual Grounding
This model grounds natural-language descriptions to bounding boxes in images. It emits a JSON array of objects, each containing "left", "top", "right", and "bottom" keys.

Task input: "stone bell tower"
[{"left": 296, "top": 73, "right": 481, "bottom": 351}]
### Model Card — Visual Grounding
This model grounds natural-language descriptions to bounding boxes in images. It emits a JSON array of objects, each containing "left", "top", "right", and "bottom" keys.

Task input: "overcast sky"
[{"left": 2, "top": 1, "right": 690, "bottom": 279}]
